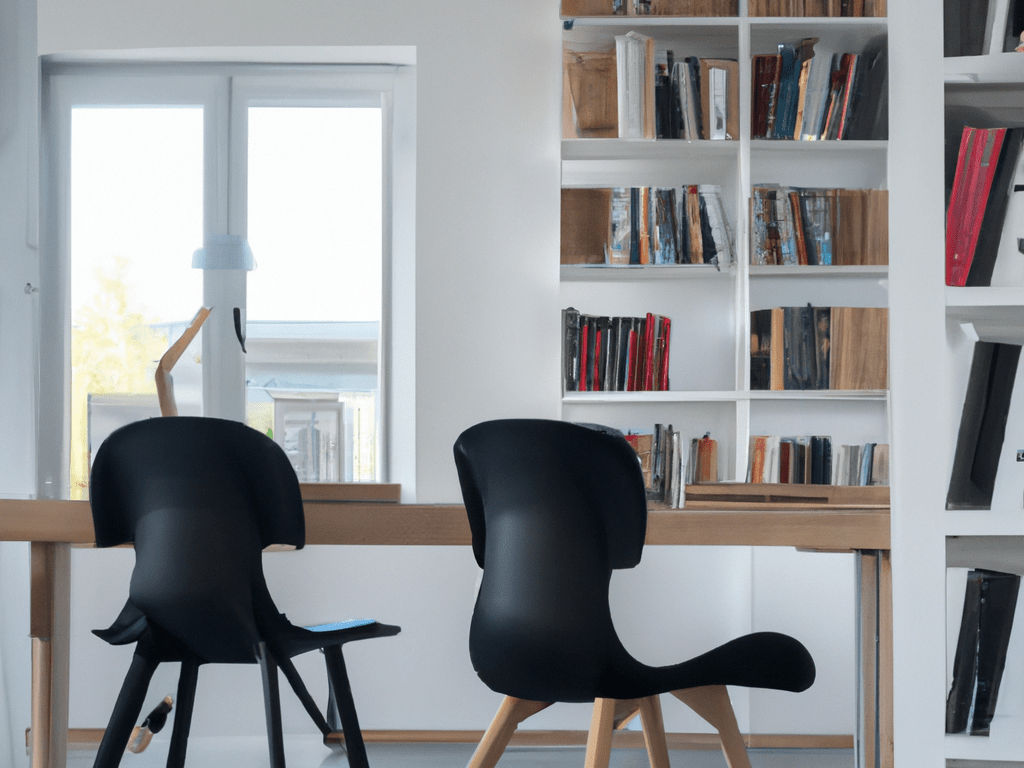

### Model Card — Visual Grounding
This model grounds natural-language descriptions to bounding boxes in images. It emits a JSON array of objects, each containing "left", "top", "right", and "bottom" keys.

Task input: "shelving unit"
[
  {"left": 941, "top": 8, "right": 1024, "bottom": 764},
  {"left": 559, "top": 7, "right": 891, "bottom": 486}
]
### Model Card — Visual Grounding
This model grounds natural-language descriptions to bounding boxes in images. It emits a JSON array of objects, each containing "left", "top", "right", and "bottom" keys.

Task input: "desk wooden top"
[{"left": 0, "top": 497, "right": 889, "bottom": 552}]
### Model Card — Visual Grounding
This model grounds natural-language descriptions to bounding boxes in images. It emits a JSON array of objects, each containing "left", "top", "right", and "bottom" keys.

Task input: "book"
[
  {"left": 947, "top": 341, "right": 1023, "bottom": 510},
  {"left": 829, "top": 307, "right": 888, "bottom": 390},
  {"left": 615, "top": 31, "right": 656, "bottom": 139},
  {"left": 562, "top": 310, "right": 672, "bottom": 393},
  {"left": 699, "top": 58, "right": 739, "bottom": 141},
  {"left": 946, "top": 127, "right": 1022, "bottom": 286},
  {"left": 946, "top": 569, "right": 1021, "bottom": 735},
  {"left": 751, "top": 305, "right": 886, "bottom": 391}
]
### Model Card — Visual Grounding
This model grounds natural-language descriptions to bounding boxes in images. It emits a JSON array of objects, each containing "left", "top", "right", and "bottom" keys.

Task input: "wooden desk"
[{"left": 0, "top": 494, "right": 891, "bottom": 768}]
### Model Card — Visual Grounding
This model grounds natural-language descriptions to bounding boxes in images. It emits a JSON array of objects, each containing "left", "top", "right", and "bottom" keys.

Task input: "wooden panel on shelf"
[
  {"left": 299, "top": 483, "right": 401, "bottom": 503},
  {"left": 830, "top": 306, "right": 889, "bottom": 390},
  {"left": 680, "top": 481, "right": 890, "bottom": 507}
]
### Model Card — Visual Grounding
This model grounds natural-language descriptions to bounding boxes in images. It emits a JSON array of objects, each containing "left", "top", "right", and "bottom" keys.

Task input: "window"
[{"left": 40, "top": 63, "right": 409, "bottom": 498}]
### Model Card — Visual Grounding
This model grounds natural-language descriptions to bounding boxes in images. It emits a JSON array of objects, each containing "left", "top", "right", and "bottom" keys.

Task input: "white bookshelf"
[
  {"left": 560, "top": 10, "right": 890, "bottom": 483},
  {"left": 939, "top": 9, "right": 1024, "bottom": 762}
]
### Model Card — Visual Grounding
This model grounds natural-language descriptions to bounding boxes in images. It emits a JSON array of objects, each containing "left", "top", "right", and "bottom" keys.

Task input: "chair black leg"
[
  {"left": 93, "top": 652, "right": 159, "bottom": 768},
  {"left": 277, "top": 653, "right": 332, "bottom": 736},
  {"left": 324, "top": 645, "right": 369, "bottom": 768},
  {"left": 165, "top": 659, "right": 199, "bottom": 768},
  {"left": 257, "top": 642, "right": 287, "bottom": 768}
]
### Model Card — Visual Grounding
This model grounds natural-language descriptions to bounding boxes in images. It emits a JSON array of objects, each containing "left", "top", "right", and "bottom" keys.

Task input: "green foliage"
[{"left": 70, "top": 257, "right": 167, "bottom": 498}]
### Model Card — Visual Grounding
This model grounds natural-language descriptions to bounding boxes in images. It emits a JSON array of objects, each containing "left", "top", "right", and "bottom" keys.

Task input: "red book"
[
  {"left": 578, "top": 322, "right": 589, "bottom": 392},
  {"left": 947, "top": 127, "right": 1006, "bottom": 286},
  {"left": 592, "top": 327, "right": 602, "bottom": 392},
  {"left": 642, "top": 313, "right": 656, "bottom": 391},
  {"left": 658, "top": 317, "right": 671, "bottom": 391},
  {"left": 779, "top": 441, "right": 792, "bottom": 483}
]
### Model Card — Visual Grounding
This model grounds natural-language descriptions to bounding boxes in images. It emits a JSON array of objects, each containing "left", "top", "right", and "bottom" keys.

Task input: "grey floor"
[{"left": 61, "top": 735, "right": 856, "bottom": 768}]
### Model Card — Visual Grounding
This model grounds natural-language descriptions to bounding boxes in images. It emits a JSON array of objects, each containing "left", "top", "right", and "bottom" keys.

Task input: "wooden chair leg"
[
  {"left": 583, "top": 698, "right": 616, "bottom": 768},
  {"left": 638, "top": 696, "right": 671, "bottom": 768},
  {"left": 467, "top": 696, "right": 550, "bottom": 768},
  {"left": 671, "top": 685, "right": 752, "bottom": 768}
]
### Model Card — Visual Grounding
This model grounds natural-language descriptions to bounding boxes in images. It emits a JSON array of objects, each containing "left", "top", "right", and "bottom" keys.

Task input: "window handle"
[{"left": 233, "top": 307, "right": 247, "bottom": 353}]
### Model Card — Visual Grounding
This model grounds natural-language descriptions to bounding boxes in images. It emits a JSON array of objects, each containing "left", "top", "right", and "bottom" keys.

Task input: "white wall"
[{"left": 0, "top": 0, "right": 856, "bottom": 753}]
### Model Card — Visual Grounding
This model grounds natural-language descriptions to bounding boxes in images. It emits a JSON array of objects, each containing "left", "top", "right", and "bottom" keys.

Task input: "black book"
[
  {"left": 946, "top": 569, "right": 1022, "bottom": 735},
  {"left": 947, "top": 341, "right": 1023, "bottom": 509},
  {"left": 944, "top": 0, "right": 991, "bottom": 56},
  {"left": 562, "top": 307, "right": 581, "bottom": 392},
  {"left": 813, "top": 306, "right": 831, "bottom": 390},
  {"left": 784, "top": 304, "right": 816, "bottom": 390},
  {"left": 750, "top": 309, "right": 773, "bottom": 390},
  {"left": 966, "top": 127, "right": 1024, "bottom": 287}
]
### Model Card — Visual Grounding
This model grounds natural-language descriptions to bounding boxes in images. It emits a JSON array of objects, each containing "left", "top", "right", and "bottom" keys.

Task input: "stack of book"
[
  {"left": 750, "top": 305, "right": 888, "bottom": 391},
  {"left": 563, "top": 36, "right": 740, "bottom": 141},
  {"left": 750, "top": 186, "right": 888, "bottom": 266},
  {"left": 946, "top": 126, "right": 1024, "bottom": 287},
  {"left": 752, "top": 38, "right": 887, "bottom": 141},
  {"left": 562, "top": 309, "right": 671, "bottom": 392},
  {"left": 749, "top": 0, "right": 886, "bottom": 15},
  {"left": 626, "top": 427, "right": 719, "bottom": 507},
  {"left": 561, "top": 185, "right": 734, "bottom": 266},
  {"left": 747, "top": 435, "right": 890, "bottom": 485}
]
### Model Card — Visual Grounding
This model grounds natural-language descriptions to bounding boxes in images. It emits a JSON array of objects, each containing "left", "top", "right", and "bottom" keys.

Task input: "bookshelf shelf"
[
  {"left": 561, "top": 263, "right": 731, "bottom": 281},
  {"left": 945, "top": 513, "right": 1024, "bottom": 539},
  {"left": 944, "top": 53, "right": 1024, "bottom": 84},
  {"left": 562, "top": 389, "right": 887, "bottom": 403},
  {"left": 945, "top": 718, "right": 1024, "bottom": 763},
  {"left": 562, "top": 138, "right": 739, "bottom": 161},
  {"left": 749, "top": 264, "right": 888, "bottom": 277}
]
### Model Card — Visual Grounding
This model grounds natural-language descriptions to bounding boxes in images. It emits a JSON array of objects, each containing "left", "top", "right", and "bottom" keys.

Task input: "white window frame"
[{"left": 38, "top": 60, "right": 416, "bottom": 498}]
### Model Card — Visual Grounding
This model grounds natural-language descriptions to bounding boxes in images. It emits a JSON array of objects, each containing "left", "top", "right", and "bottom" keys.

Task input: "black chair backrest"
[
  {"left": 89, "top": 417, "right": 305, "bottom": 664},
  {"left": 453, "top": 419, "right": 648, "bottom": 702}
]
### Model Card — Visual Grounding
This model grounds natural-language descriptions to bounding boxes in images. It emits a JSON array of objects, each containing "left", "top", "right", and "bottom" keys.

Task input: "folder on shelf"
[
  {"left": 561, "top": 188, "right": 612, "bottom": 265},
  {"left": 946, "top": 341, "right": 1022, "bottom": 510},
  {"left": 563, "top": 48, "right": 618, "bottom": 139},
  {"left": 946, "top": 569, "right": 1021, "bottom": 736}
]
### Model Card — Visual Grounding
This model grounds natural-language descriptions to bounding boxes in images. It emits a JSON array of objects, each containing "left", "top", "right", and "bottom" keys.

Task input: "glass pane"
[
  {"left": 245, "top": 106, "right": 383, "bottom": 482},
  {"left": 70, "top": 107, "right": 204, "bottom": 499}
]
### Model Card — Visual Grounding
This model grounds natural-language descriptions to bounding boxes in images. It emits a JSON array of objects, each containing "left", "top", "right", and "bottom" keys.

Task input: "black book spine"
[{"left": 966, "top": 128, "right": 1024, "bottom": 287}]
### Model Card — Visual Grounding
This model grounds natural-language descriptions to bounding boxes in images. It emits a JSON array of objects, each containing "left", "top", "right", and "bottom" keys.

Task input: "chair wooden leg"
[
  {"left": 583, "top": 698, "right": 616, "bottom": 768},
  {"left": 257, "top": 642, "right": 287, "bottom": 768},
  {"left": 165, "top": 659, "right": 199, "bottom": 768},
  {"left": 638, "top": 696, "right": 671, "bottom": 768},
  {"left": 671, "top": 685, "right": 752, "bottom": 768},
  {"left": 467, "top": 696, "right": 551, "bottom": 768}
]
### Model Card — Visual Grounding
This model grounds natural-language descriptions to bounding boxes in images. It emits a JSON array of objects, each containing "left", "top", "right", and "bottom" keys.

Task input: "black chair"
[
  {"left": 88, "top": 416, "right": 400, "bottom": 768},
  {"left": 453, "top": 419, "right": 816, "bottom": 768}
]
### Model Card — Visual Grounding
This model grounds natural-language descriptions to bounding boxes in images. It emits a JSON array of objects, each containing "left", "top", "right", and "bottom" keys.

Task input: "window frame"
[{"left": 39, "top": 61, "right": 413, "bottom": 497}]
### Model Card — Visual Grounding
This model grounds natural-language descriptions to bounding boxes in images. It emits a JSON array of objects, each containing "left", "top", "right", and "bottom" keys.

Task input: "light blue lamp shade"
[{"left": 192, "top": 235, "right": 256, "bottom": 270}]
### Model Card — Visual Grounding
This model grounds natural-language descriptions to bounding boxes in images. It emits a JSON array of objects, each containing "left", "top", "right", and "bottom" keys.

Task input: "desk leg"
[
  {"left": 856, "top": 551, "right": 893, "bottom": 768},
  {"left": 30, "top": 543, "right": 70, "bottom": 768}
]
